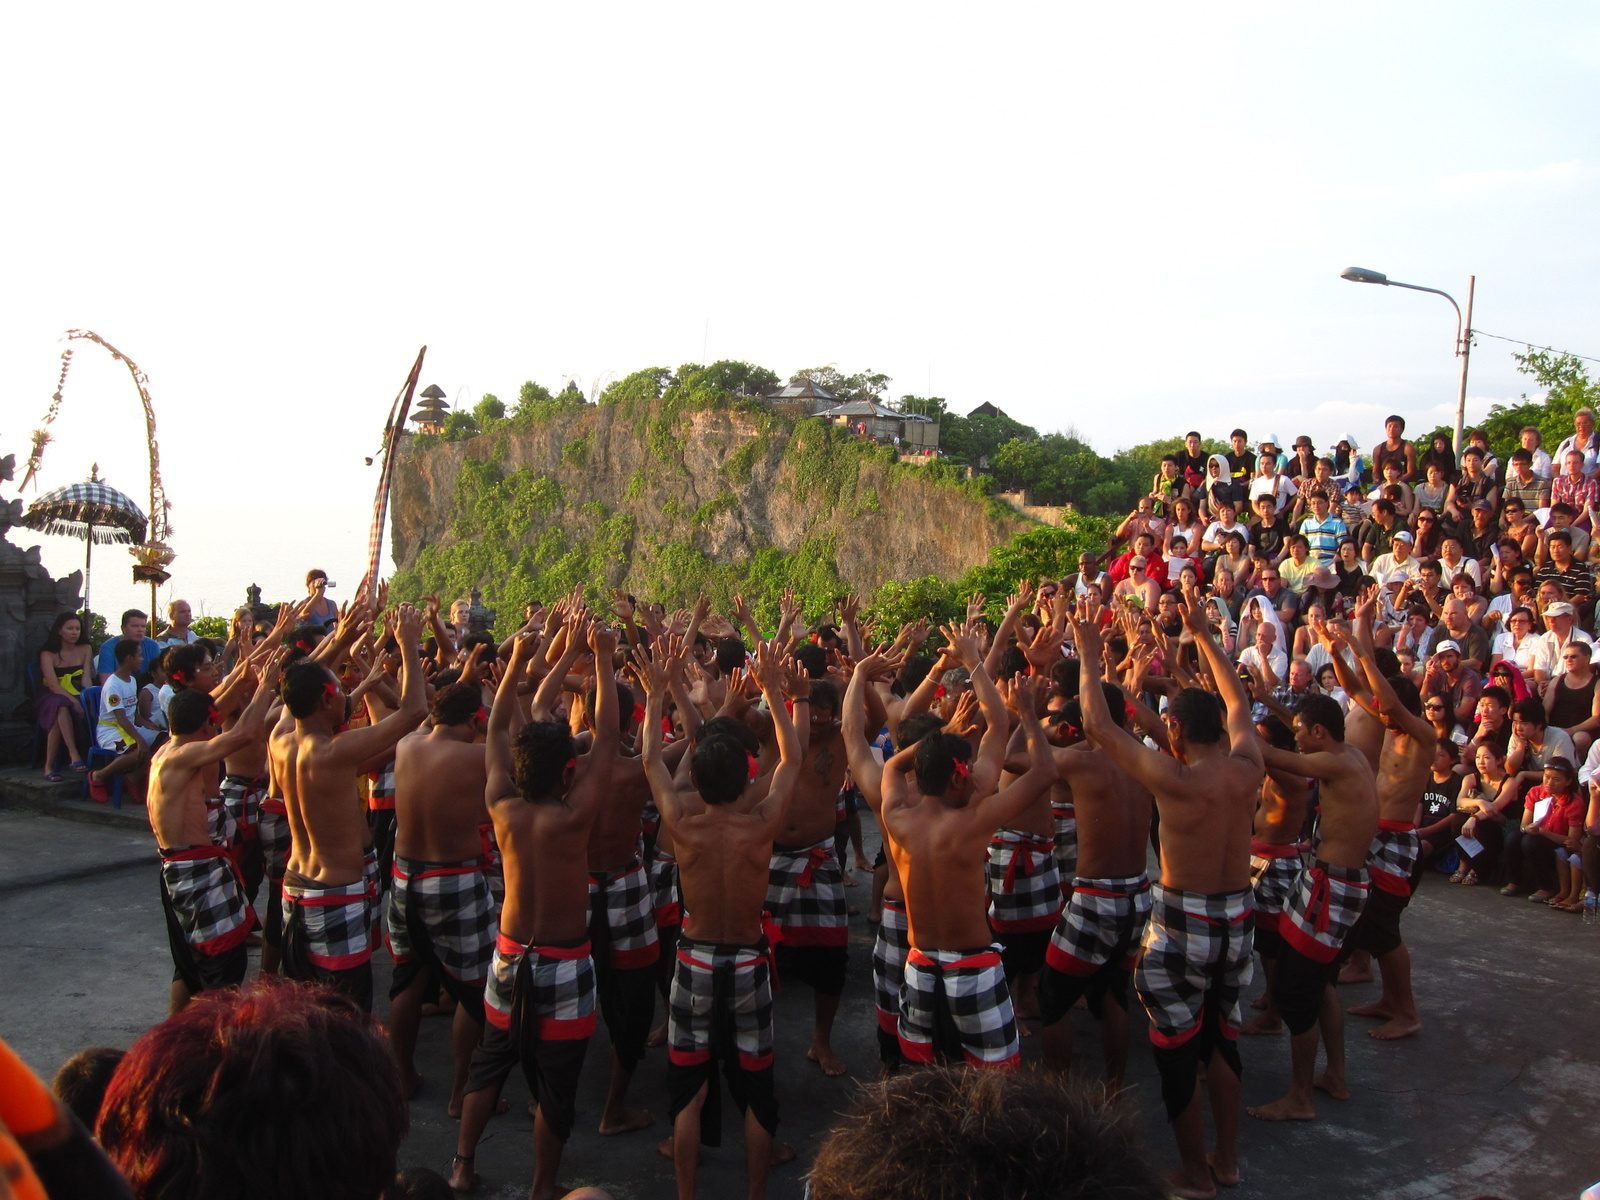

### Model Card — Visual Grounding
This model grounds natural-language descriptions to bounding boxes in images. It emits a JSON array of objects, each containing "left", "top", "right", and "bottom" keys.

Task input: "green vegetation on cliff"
[{"left": 388, "top": 359, "right": 1113, "bottom": 635}]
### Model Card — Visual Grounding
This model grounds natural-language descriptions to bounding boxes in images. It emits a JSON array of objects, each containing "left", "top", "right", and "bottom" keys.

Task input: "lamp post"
[{"left": 1341, "top": 267, "right": 1475, "bottom": 454}]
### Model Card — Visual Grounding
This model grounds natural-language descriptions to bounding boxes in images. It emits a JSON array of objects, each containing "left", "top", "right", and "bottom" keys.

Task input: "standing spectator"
[
  {"left": 1553, "top": 407, "right": 1600, "bottom": 477},
  {"left": 1371, "top": 415, "right": 1417, "bottom": 482},
  {"left": 1224, "top": 429, "right": 1255, "bottom": 506},
  {"left": 303, "top": 569, "right": 340, "bottom": 632},
  {"left": 1521, "top": 425, "right": 1554, "bottom": 480}
]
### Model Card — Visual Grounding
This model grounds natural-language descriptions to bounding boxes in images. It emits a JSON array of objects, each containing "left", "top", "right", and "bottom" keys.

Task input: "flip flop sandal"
[
  {"left": 1461, "top": 871, "right": 1479, "bottom": 886},
  {"left": 1450, "top": 868, "right": 1467, "bottom": 883},
  {"left": 44, "top": 771, "right": 63, "bottom": 782},
  {"left": 69, "top": 760, "right": 88, "bottom": 773}
]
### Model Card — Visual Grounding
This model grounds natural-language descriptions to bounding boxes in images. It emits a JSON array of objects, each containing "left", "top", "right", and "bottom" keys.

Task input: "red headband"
[
  {"left": 323, "top": 680, "right": 339, "bottom": 699},
  {"left": 951, "top": 759, "right": 970, "bottom": 783},
  {"left": 747, "top": 752, "right": 760, "bottom": 782},
  {"left": 208, "top": 705, "right": 221, "bottom": 726},
  {"left": 934, "top": 684, "right": 946, "bottom": 699},
  {"left": 565, "top": 757, "right": 577, "bottom": 770},
  {"left": 632, "top": 703, "right": 646, "bottom": 725}
]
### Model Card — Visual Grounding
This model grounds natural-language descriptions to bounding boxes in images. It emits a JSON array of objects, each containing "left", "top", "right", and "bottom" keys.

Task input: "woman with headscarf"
[
  {"left": 1334, "top": 433, "right": 1366, "bottom": 488},
  {"left": 1201, "top": 452, "right": 1233, "bottom": 522}
]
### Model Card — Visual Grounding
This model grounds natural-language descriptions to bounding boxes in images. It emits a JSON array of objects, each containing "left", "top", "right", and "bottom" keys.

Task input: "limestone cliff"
[{"left": 388, "top": 394, "right": 1035, "bottom": 618}]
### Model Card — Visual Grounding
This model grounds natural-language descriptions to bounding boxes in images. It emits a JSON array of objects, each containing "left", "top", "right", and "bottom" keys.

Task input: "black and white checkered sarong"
[
  {"left": 986, "top": 828, "right": 1064, "bottom": 933},
  {"left": 872, "top": 898, "right": 910, "bottom": 1035},
  {"left": 386, "top": 856, "right": 496, "bottom": 983},
  {"left": 1045, "top": 872, "right": 1151, "bottom": 976},
  {"left": 160, "top": 846, "right": 253, "bottom": 953},
  {"left": 766, "top": 837, "right": 847, "bottom": 946},
  {"left": 898, "top": 945, "right": 1020, "bottom": 1069},
  {"left": 588, "top": 859, "right": 659, "bottom": 970},
  {"left": 1281, "top": 861, "right": 1369, "bottom": 965},
  {"left": 1134, "top": 885, "right": 1255, "bottom": 1048}
]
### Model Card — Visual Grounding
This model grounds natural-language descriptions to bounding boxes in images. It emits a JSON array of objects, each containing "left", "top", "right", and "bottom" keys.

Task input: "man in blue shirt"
[
  {"left": 96, "top": 609, "right": 164, "bottom": 678},
  {"left": 1298, "top": 488, "right": 1348, "bottom": 567}
]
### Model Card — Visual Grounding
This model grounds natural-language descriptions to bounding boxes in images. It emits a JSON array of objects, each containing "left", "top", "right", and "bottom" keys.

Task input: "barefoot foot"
[
  {"left": 1368, "top": 1016, "right": 1422, "bottom": 1041},
  {"left": 448, "top": 1096, "right": 508, "bottom": 1119},
  {"left": 1238, "top": 1012, "right": 1283, "bottom": 1036},
  {"left": 808, "top": 1044, "right": 848, "bottom": 1077},
  {"left": 1249, "top": 994, "right": 1268, "bottom": 1010},
  {"left": 1346, "top": 1001, "right": 1397, "bottom": 1020},
  {"left": 1164, "top": 1165, "right": 1218, "bottom": 1199},
  {"left": 448, "top": 1155, "right": 478, "bottom": 1191},
  {"left": 599, "top": 1108, "right": 655, "bottom": 1135},
  {"left": 1336, "top": 963, "right": 1374, "bottom": 985},
  {"left": 656, "top": 1137, "right": 675, "bottom": 1161},
  {"left": 1312, "top": 1073, "right": 1351, "bottom": 1100},
  {"left": 400, "top": 1071, "right": 424, "bottom": 1100},
  {"left": 1206, "top": 1152, "right": 1240, "bottom": 1188},
  {"left": 772, "top": 1142, "right": 798, "bottom": 1166},
  {"left": 646, "top": 1020, "right": 667, "bottom": 1048},
  {"left": 1248, "top": 1095, "right": 1316, "bottom": 1121}
]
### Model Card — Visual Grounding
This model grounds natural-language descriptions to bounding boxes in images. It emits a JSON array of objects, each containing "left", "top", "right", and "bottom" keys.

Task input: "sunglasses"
[{"left": 1424, "top": 704, "right": 1446, "bottom": 713}]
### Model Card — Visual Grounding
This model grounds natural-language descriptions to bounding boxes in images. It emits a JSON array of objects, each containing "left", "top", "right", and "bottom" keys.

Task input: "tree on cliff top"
[{"left": 790, "top": 365, "right": 891, "bottom": 403}]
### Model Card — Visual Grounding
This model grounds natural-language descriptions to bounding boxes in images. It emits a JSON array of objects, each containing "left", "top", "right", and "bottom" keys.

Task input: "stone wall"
[{"left": 0, "top": 499, "right": 84, "bottom": 763}]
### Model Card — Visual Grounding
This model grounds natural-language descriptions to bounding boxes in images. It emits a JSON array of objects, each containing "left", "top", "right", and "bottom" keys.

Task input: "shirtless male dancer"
[
  {"left": 386, "top": 681, "right": 496, "bottom": 1117},
  {"left": 1068, "top": 590, "right": 1262, "bottom": 1200},
  {"left": 765, "top": 674, "right": 852, "bottom": 1076},
  {"left": 452, "top": 619, "right": 618, "bottom": 1200},
  {"left": 1034, "top": 683, "right": 1154, "bottom": 1095},
  {"left": 273, "top": 603, "right": 428, "bottom": 1012},
  {"left": 1249, "top": 691, "right": 1380, "bottom": 1124},
  {"left": 880, "top": 625, "right": 1057, "bottom": 1071},
  {"left": 839, "top": 649, "right": 917, "bottom": 1072},
  {"left": 1238, "top": 716, "right": 1310, "bottom": 1037},
  {"left": 1330, "top": 621, "right": 1434, "bottom": 1041},
  {"left": 640, "top": 637, "right": 804, "bottom": 1200},
  {"left": 146, "top": 652, "right": 284, "bottom": 1013}
]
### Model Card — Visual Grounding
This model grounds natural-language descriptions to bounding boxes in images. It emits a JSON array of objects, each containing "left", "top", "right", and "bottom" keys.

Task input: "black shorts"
[
  {"left": 1037, "top": 957, "right": 1131, "bottom": 1023},
  {"left": 1340, "top": 885, "right": 1409, "bottom": 960},
  {"left": 1270, "top": 944, "right": 1341, "bottom": 1037},
  {"left": 466, "top": 1022, "right": 588, "bottom": 1144},
  {"left": 995, "top": 928, "right": 1050, "bottom": 981},
  {"left": 773, "top": 943, "right": 847, "bottom": 997}
]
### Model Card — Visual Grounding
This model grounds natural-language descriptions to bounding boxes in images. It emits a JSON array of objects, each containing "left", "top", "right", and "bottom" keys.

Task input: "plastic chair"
[{"left": 78, "top": 687, "right": 124, "bottom": 809}]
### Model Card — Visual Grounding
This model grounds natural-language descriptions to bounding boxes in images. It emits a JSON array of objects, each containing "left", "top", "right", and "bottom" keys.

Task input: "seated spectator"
[
  {"left": 1250, "top": 493, "right": 1293, "bottom": 562},
  {"left": 1551, "top": 448, "right": 1600, "bottom": 516},
  {"left": 1165, "top": 534, "right": 1195, "bottom": 582},
  {"left": 1215, "top": 530, "right": 1254, "bottom": 591},
  {"left": 1454, "top": 741, "right": 1516, "bottom": 885},
  {"left": 1506, "top": 698, "right": 1577, "bottom": 805},
  {"left": 1411, "top": 506, "right": 1445, "bottom": 558},
  {"left": 1467, "top": 686, "right": 1514, "bottom": 758},
  {"left": 1372, "top": 530, "right": 1422, "bottom": 595},
  {"left": 1277, "top": 534, "right": 1317, "bottom": 593},
  {"left": 1071, "top": 551, "right": 1110, "bottom": 600},
  {"left": 1200, "top": 452, "right": 1233, "bottom": 518},
  {"left": 1163, "top": 495, "right": 1204, "bottom": 562},
  {"left": 1545, "top": 641, "right": 1600, "bottom": 756},
  {"left": 1540, "top": 601, "right": 1594, "bottom": 677},
  {"left": 1334, "top": 432, "right": 1367, "bottom": 487},
  {"left": 1491, "top": 607, "right": 1553, "bottom": 687},
  {"left": 1417, "top": 431, "right": 1458, "bottom": 486},
  {"left": 1544, "top": 502, "right": 1592, "bottom": 561},
  {"left": 1114, "top": 496, "right": 1168, "bottom": 551},
  {"left": 1360, "top": 500, "right": 1403, "bottom": 566},
  {"left": 37, "top": 610, "right": 94, "bottom": 780},
  {"left": 1430, "top": 597, "right": 1491, "bottom": 674},
  {"left": 1502, "top": 447, "right": 1552, "bottom": 513},
  {"left": 1250, "top": 563, "right": 1299, "bottom": 627},
  {"left": 1501, "top": 758, "right": 1584, "bottom": 903},
  {"left": 1484, "top": 565, "right": 1536, "bottom": 631},
  {"left": 1201, "top": 499, "right": 1249, "bottom": 557},
  {"left": 1459, "top": 501, "right": 1501, "bottom": 566},
  {"left": 1446, "top": 446, "right": 1498, "bottom": 526},
  {"left": 1436, "top": 535, "right": 1482, "bottom": 589},
  {"left": 1392, "top": 605, "right": 1435, "bottom": 662},
  {"left": 97, "top": 981, "right": 408, "bottom": 1200},
  {"left": 805, "top": 1066, "right": 1165, "bottom": 1200},
  {"left": 1114, "top": 557, "right": 1160, "bottom": 611},
  {"left": 1249, "top": 450, "right": 1297, "bottom": 514},
  {"left": 1422, "top": 639, "right": 1482, "bottom": 727},
  {"left": 1316, "top": 662, "right": 1351, "bottom": 709},
  {"left": 1519, "top": 424, "right": 1554, "bottom": 479},
  {"left": 1419, "top": 739, "right": 1463, "bottom": 872},
  {"left": 95, "top": 608, "right": 164, "bottom": 678},
  {"left": 1284, "top": 435, "right": 1318, "bottom": 481},
  {"left": 1370, "top": 459, "right": 1415, "bottom": 519},
  {"left": 1488, "top": 660, "right": 1536, "bottom": 707},
  {"left": 1450, "top": 572, "right": 1490, "bottom": 626},
  {"left": 1468, "top": 428, "right": 1500, "bottom": 481},
  {"left": 1411, "top": 459, "right": 1450, "bottom": 516},
  {"left": 1108, "top": 532, "right": 1168, "bottom": 590},
  {"left": 1237, "top": 608, "right": 1288, "bottom": 685}
]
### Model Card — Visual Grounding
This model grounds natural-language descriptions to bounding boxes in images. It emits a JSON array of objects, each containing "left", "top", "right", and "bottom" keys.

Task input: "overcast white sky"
[{"left": 3, "top": 3, "right": 1597, "bottom": 621}]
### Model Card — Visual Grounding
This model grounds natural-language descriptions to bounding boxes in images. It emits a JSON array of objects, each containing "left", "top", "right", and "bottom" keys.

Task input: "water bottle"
[{"left": 1584, "top": 892, "right": 1597, "bottom": 927}]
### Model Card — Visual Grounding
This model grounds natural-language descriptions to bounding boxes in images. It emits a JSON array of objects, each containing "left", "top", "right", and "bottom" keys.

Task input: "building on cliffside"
[
  {"left": 764, "top": 379, "right": 838, "bottom": 415},
  {"left": 816, "top": 401, "right": 940, "bottom": 451}
]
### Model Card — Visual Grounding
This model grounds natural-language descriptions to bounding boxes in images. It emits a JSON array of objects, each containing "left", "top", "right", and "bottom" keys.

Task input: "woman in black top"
[
  {"left": 1417, "top": 433, "right": 1458, "bottom": 485},
  {"left": 1544, "top": 642, "right": 1600, "bottom": 756},
  {"left": 1418, "top": 739, "right": 1464, "bottom": 872}
]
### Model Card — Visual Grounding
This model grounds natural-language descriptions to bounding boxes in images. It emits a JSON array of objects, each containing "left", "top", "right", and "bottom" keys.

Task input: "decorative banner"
[{"left": 365, "top": 346, "right": 427, "bottom": 590}]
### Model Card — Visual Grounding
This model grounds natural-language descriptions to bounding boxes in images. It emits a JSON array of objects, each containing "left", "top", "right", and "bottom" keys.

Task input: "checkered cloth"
[
  {"left": 766, "top": 837, "right": 848, "bottom": 947},
  {"left": 872, "top": 898, "right": 910, "bottom": 1035},
  {"left": 1369, "top": 821, "right": 1421, "bottom": 898},
  {"left": 386, "top": 856, "right": 496, "bottom": 983},
  {"left": 1052, "top": 800, "right": 1078, "bottom": 876},
  {"left": 160, "top": 846, "right": 253, "bottom": 954},
  {"left": 1280, "top": 861, "right": 1369, "bottom": 965},
  {"left": 1135, "top": 885, "right": 1255, "bottom": 1048},
  {"left": 368, "top": 760, "right": 396, "bottom": 811},
  {"left": 668, "top": 936, "right": 776, "bottom": 1072},
  {"left": 258, "top": 795, "right": 291, "bottom": 882},
  {"left": 649, "top": 845, "right": 681, "bottom": 929},
  {"left": 482, "top": 934, "right": 596, "bottom": 1038},
  {"left": 478, "top": 822, "right": 504, "bottom": 905},
  {"left": 281, "top": 873, "right": 375, "bottom": 971},
  {"left": 588, "top": 859, "right": 659, "bottom": 970},
  {"left": 641, "top": 795, "right": 662, "bottom": 844},
  {"left": 1249, "top": 839, "right": 1303, "bottom": 933},
  {"left": 204, "top": 796, "right": 237, "bottom": 854},
  {"left": 986, "top": 828, "right": 1064, "bottom": 933},
  {"left": 220, "top": 774, "right": 265, "bottom": 844},
  {"left": 1045, "top": 872, "right": 1151, "bottom": 976},
  {"left": 898, "top": 946, "right": 1020, "bottom": 1069},
  {"left": 362, "top": 847, "right": 381, "bottom": 940}
]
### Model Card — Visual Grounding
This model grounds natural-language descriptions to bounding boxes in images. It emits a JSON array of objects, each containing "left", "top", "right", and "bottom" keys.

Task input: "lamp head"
[{"left": 1341, "top": 266, "right": 1389, "bottom": 285}]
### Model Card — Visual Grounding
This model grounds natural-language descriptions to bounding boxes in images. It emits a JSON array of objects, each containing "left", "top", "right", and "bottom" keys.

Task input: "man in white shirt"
[
  {"left": 1372, "top": 531, "right": 1422, "bottom": 591},
  {"left": 1521, "top": 426, "right": 1554, "bottom": 481},
  {"left": 159, "top": 598, "right": 198, "bottom": 647},
  {"left": 1237, "top": 622, "right": 1288, "bottom": 684},
  {"left": 1202, "top": 501, "right": 1251, "bottom": 553},
  {"left": 1553, "top": 408, "right": 1600, "bottom": 478},
  {"left": 1540, "top": 601, "right": 1596, "bottom": 679},
  {"left": 1248, "top": 452, "right": 1297, "bottom": 515}
]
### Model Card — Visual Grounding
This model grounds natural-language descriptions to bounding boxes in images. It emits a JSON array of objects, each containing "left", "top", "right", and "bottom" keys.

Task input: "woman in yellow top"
[{"left": 37, "top": 611, "right": 95, "bottom": 780}]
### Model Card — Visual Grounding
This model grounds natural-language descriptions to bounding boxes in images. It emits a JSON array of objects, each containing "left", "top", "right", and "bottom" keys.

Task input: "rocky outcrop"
[{"left": 390, "top": 399, "right": 1032, "bottom": 601}]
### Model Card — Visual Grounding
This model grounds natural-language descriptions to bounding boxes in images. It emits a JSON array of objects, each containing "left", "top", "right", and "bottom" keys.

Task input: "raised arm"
[
  {"left": 752, "top": 642, "right": 804, "bottom": 837},
  {"left": 842, "top": 650, "right": 901, "bottom": 811},
  {"left": 328, "top": 605, "right": 429, "bottom": 766},
  {"left": 531, "top": 613, "right": 585, "bottom": 721},
  {"left": 942, "top": 622, "right": 1009, "bottom": 796},
  {"left": 1066, "top": 605, "right": 1184, "bottom": 791},
  {"left": 1181, "top": 582, "right": 1263, "bottom": 771},
  {"left": 180, "top": 650, "right": 289, "bottom": 769},
  {"left": 974, "top": 676, "right": 1058, "bottom": 829},
  {"left": 487, "top": 630, "right": 538, "bottom": 803},
  {"left": 841, "top": 593, "right": 866, "bottom": 661},
  {"left": 982, "top": 584, "right": 1033, "bottom": 678}
]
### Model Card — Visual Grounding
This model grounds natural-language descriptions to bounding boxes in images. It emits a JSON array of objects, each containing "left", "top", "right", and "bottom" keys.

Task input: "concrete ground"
[{"left": 2, "top": 779, "right": 1598, "bottom": 1199}]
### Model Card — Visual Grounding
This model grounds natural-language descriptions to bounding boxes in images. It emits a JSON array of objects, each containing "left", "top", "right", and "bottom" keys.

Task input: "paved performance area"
[{"left": 2, "top": 798, "right": 1598, "bottom": 1200}]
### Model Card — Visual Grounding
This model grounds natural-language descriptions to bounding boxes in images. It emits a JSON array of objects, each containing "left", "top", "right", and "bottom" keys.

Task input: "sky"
[{"left": 2, "top": 2, "right": 1597, "bottom": 622}]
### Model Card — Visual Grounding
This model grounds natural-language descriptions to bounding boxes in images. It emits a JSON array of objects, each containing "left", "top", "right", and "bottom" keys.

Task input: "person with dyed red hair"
[{"left": 96, "top": 980, "right": 407, "bottom": 1200}]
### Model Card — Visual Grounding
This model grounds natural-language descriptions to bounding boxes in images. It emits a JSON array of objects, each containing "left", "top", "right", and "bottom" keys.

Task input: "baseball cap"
[
  {"left": 1472, "top": 498, "right": 1495, "bottom": 511},
  {"left": 1394, "top": 530, "right": 1414, "bottom": 543},
  {"left": 1435, "top": 639, "right": 1461, "bottom": 655},
  {"left": 1546, "top": 601, "right": 1577, "bottom": 618}
]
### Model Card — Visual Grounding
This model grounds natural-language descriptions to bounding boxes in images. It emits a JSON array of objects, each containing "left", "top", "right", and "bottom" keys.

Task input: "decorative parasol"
[{"left": 19, "top": 465, "right": 147, "bottom": 620}]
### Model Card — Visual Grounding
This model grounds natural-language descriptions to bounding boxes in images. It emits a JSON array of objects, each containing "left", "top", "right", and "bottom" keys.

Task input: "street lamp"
[{"left": 1341, "top": 267, "right": 1476, "bottom": 454}]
